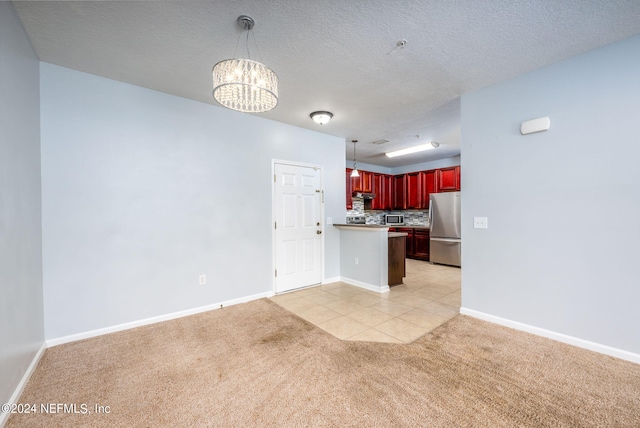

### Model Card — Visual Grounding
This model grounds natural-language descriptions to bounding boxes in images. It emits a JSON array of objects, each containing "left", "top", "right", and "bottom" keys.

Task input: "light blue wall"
[
  {"left": 351, "top": 162, "right": 392, "bottom": 175},
  {"left": 391, "top": 156, "right": 460, "bottom": 175},
  {"left": 0, "top": 1, "right": 45, "bottom": 407},
  {"left": 338, "top": 228, "right": 388, "bottom": 290},
  {"left": 461, "top": 35, "right": 640, "bottom": 354},
  {"left": 40, "top": 64, "right": 345, "bottom": 340},
  {"left": 348, "top": 157, "right": 461, "bottom": 177}
]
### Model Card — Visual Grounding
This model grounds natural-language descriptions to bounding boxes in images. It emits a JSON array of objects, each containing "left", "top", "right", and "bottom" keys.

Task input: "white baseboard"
[
  {"left": 46, "top": 291, "right": 274, "bottom": 348},
  {"left": 460, "top": 307, "right": 640, "bottom": 364},
  {"left": 1, "top": 342, "right": 47, "bottom": 428},
  {"left": 322, "top": 276, "right": 340, "bottom": 284},
  {"left": 340, "top": 276, "right": 390, "bottom": 294}
]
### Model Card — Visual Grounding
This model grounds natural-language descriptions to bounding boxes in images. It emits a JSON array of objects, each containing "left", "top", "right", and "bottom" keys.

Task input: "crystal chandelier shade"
[{"left": 212, "top": 58, "right": 278, "bottom": 113}]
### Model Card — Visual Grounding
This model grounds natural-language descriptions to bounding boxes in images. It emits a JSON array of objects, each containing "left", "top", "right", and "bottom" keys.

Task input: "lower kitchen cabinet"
[
  {"left": 388, "top": 234, "right": 406, "bottom": 286},
  {"left": 393, "top": 228, "right": 430, "bottom": 261},
  {"left": 413, "top": 230, "right": 430, "bottom": 261},
  {"left": 398, "top": 228, "right": 414, "bottom": 257}
]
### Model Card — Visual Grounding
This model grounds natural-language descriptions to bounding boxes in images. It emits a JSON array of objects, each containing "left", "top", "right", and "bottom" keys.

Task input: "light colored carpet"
[{"left": 7, "top": 298, "right": 640, "bottom": 427}]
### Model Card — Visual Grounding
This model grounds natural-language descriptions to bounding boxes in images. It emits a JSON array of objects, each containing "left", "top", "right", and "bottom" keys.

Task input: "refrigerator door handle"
[
  {"left": 430, "top": 237, "right": 461, "bottom": 243},
  {"left": 428, "top": 199, "right": 433, "bottom": 227}
]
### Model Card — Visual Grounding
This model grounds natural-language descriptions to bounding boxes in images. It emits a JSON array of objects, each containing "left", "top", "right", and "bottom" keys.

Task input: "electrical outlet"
[
  {"left": 473, "top": 217, "right": 488, "bottom": 229},
  {"left": 354, "top": 257, "right": 359, "bottom": 265},
  {"left": 199, "top": 274, "right": 206, "bottom": 285}
]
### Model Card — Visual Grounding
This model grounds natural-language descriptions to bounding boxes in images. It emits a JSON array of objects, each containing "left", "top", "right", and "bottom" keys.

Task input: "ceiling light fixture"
[
  {"left": 350, "top": 140, "right": 360, "bottom": 177},
  {"left": 310, "top": 111, "right": 333, "bottom": 125},
  {"left": 385, "top": 142, "right": 440, "bottom": 158},
  {"left": 212, "top": 15, "right": 278, "bottom": 113}
]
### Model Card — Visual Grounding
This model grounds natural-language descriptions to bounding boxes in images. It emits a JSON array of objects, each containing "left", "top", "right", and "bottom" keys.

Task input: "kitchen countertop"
[
  {"left": 333, "top": 224, "right": 389, "bottom": 228},
  {"left": 334, "top": 224, "right": 429, "bottom": 230},
  {"left": 388, "top": 232, "right": 409, "bottom": 238}
]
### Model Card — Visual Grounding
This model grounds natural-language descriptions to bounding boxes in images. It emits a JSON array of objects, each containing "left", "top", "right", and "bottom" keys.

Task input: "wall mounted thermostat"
[{"left": 521, "top": 117, "right": 551, "bottom": 135}]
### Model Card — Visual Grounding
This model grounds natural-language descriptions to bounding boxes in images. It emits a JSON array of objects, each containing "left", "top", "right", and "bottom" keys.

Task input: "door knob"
[{"left": 316, "top": 230, "right": 322, "bottom": 234}]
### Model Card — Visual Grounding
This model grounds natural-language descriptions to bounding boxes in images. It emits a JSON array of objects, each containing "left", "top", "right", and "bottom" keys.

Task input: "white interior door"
[{"left": 274, "top": 163, "right": 323, "bottom": 293}]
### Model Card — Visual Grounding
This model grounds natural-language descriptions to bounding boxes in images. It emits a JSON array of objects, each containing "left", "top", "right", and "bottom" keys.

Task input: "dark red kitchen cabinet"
[
  {"left": 352, "top": 170, "right": 373, "bottom": 193},
  {"left": 350, "top": 171, "right": 361, "bottom": 193},
  {"left": 362, "top": 171, "right": 373, "bottom": 193},
  {"left": 393, "top": 175, "right": 406, "bottom": 210},
  {"left": 370, "top": 173, "right": 383, "bottom": 210},
  {"left": 421, "top": 170, "right": 437, "bottom": 208},
  {"left": 437, "top": 166, "right": 460, "bottom": 192},
  {"left": 406, "top": 172, "right": 422, "bottom": 209},
  {"left": 413, "top": 229, "right": 430, "bottom": 261},
  {"left": 346, "top": 168, "right": 353, "bottom": 209},
  {"left": 398, "top": 228, "right": 414, "bottom": 257},
  {"left": 382, "top": 174, "right": 393, "bottom": 210},
  {"left": 371, "top": 173, "right": 393, "bottom": 210}
]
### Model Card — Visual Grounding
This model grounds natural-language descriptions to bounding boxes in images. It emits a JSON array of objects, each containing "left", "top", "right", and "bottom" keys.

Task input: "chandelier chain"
[{"left": 212, "top": 15, "right": 278, "bottom": 113}]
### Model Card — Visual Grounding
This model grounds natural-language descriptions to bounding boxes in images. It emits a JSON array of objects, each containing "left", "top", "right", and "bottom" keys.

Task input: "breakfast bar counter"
[{"left": 333, "top": 224, "right": 407, "bottom": 292}]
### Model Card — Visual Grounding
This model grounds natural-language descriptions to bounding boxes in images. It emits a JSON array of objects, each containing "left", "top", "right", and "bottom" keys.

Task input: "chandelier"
[{"left": 212, "top": 16, "right": 278, "bottom": 113}]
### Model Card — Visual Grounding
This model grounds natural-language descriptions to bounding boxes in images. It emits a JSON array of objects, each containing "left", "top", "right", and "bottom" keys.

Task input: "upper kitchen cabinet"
[
  {"left": 393, "top": 175, "right": 407, "bottom": 210},
  {"left": 422, "top": 170, "right": 437, "bottom": 207},
  {"left": 345, "top": 165, "right": 460, "bottom": 210},
  {"left": 437, "top": 166, "right": 460, "bottom": 192},
  {"left": 407, "top": 171, "right": 436, "bottom": 209},
  {"left": 406, "top": 172, "right": 422, "bottom": 209},
  {"left": 371, "top": 173, "right": 393, "bottom": 210},
  {"left": 346, "top": 168, "right": 353, "bottom": 209},
  {"left": 352, "top": 170, "right": 373, "bottom": 193}
]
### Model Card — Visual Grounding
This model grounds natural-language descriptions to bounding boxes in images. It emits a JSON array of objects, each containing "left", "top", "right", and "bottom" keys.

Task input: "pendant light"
[
  {"left": 212, "top": 16, "right": 278, "bottom": 113},
  {"left": 350, "top": 140, "right": 360, "bottom": 178}
]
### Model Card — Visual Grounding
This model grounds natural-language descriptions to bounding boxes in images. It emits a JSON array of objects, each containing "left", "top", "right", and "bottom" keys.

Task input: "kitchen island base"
[{"left": 333, "top": 225, "right": 407, "bottom": 292}]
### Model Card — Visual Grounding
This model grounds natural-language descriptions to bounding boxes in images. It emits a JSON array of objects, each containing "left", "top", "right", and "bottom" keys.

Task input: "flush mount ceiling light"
[
  {"left": 350, "top": 140, "right": 360, "bottom": 177},
  {"left": 385, "top": 141, "right": 440, "bottom": 158},
  {"left": 310, "top": 111, "right": 333, "bottom": 125},
  {"left": 212, "top": 15, "right": 278, "bottom": 113}
]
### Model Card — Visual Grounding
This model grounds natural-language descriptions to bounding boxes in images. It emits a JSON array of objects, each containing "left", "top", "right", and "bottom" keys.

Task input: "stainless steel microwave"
[{"left": 384, "top": 214, "right": 404, "bottom": 226}]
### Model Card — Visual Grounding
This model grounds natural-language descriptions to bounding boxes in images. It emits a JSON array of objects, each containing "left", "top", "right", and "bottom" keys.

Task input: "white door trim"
[{"left": 271, "top": 159, "right": 325, "bottom": 294}]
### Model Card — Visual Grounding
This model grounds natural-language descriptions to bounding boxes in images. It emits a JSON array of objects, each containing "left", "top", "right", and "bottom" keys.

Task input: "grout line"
[{"left": 270, "top": 263, "right": 461, "bottom": 344}]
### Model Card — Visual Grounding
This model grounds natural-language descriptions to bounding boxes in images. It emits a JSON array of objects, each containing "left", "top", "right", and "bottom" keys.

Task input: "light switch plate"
[{"left": 473, "top": 217, "right": 488, "bottom": 229}]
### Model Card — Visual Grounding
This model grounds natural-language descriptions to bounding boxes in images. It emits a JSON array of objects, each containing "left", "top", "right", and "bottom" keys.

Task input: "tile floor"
[{"left": 270, "top": 259, "right": 461, "bottom": 344}]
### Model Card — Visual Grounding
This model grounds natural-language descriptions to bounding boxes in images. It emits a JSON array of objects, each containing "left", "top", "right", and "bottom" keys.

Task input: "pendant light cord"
[
  {"left": 352, "top": 142, "right": 357, "bottom": 169},
  {"left": 232, "top": 27, "right": 252, "bottom": 59},
  {"left": 246, "top": 30, "right": 251, "bottom": 58},
  {"left": 232, "top": 24, "right": 263, "bottom": 62}
]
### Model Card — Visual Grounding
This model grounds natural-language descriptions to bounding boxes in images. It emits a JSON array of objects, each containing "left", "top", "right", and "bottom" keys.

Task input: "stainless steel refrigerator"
[{"left": 428, "top": 191, "right": 461, "bottom": 267}]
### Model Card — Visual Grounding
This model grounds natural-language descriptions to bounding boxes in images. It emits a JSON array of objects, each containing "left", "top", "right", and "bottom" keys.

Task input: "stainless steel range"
[{"left": 346, "top": 214, "right": 366, "bottom": 224}]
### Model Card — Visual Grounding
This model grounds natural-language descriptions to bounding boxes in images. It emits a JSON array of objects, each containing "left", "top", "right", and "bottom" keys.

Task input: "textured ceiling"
[{"left": 13, "top": 0, "right": 640, "bottom": 167}]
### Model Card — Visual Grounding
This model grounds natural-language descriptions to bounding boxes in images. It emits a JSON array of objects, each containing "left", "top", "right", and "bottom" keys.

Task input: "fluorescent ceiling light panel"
[{"left": 385, "top": 143, "right": 435, "bottom": 158}]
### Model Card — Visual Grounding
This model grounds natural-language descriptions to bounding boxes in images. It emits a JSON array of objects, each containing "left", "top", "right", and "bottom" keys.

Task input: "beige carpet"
[{"left": 7, "top": 299, "right": 640, "bottom": 427}]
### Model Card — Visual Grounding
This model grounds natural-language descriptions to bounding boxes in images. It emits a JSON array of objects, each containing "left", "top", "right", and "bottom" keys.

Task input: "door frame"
[{"left": 271, "top": 159, "right": 325, "bottom": 294}]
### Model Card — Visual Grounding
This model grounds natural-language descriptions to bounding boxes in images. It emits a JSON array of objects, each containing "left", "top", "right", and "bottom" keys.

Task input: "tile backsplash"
[{"left": 347, "top": 198, "right": 429, "bottom": 226}]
